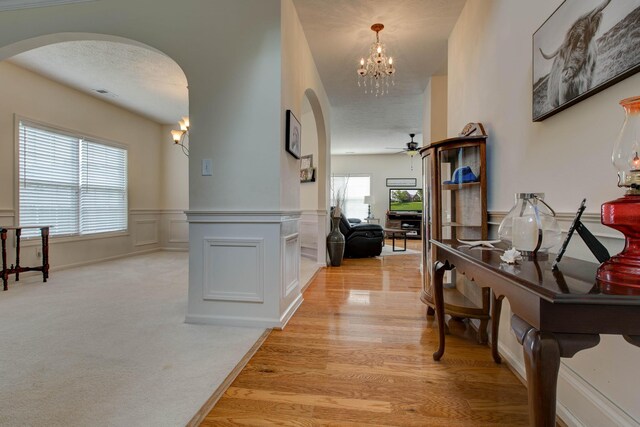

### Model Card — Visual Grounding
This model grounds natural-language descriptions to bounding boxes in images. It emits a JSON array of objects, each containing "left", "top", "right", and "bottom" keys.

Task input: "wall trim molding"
[
  {"left": 186, "top": 210, "right": 302, "bottom": 223},
  {"left": 0, "top": 0, "right": 97, "bottom": 11},
  {"left": 130, "top": 209, "right": 186, "bottom": 215},
  {"left": 497, "top": 341, "right": 639, "bottom": 427},
  {"left": 488, "top": 211, "right": 623, "bottom": 240}
]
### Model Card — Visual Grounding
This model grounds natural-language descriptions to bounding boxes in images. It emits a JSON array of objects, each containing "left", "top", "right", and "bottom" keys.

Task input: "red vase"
[{"left": 596, "top": 195, "right": 640, "bottom": 295}]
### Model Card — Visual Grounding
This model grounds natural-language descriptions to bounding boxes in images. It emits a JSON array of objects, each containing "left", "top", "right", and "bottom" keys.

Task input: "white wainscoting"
[
  {"left": 134, "top": 219, "right": 159, "bottom": 246},
  {"left": 168, "top": 219, "right": 188, "bottom": 244},
  {"left": 282, "top": 232, "right": 300, "bottom": 298},
  {"left": 300, "top": 210, "right": 328, "bottom": 264},
  {"left": 185, "top": 210, "right": 303, "bottom": 329},
  {"left": 202, "top": 237, "right": 264, "bottom": 303}
]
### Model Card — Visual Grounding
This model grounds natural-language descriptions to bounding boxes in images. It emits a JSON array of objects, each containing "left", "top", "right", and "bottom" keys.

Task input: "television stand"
[{"left": 385, "top": 211, "right": 422, "bottom": 239}]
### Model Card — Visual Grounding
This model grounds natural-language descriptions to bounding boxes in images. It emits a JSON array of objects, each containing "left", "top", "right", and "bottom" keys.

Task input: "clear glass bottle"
[{"left": 498, "top": 193, "right": 561, "bottom": 255}]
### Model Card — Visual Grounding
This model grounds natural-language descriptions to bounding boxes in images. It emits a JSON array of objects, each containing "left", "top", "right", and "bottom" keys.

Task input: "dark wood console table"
[
  {"left": 1, "top": 226, "right": 50, "bottom": 291},
  {"left": 430, "top": 239, "right": 640, "bottom": 427}
]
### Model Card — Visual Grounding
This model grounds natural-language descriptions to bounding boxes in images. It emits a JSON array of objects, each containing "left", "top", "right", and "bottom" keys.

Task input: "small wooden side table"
[
  {"left": 1, "top": 226, "right": 50, "bottom": 291},
  {"left": 364, "top": 217, "right": 380, "bottom": 224},
  {"left": 383, "top": 228, "right": 407, "bottom": 252}
]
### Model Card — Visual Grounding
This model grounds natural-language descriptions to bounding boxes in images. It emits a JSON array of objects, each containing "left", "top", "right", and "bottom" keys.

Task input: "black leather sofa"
[{"left": 332, "top": 209, "right": 384, "bottom": 258}]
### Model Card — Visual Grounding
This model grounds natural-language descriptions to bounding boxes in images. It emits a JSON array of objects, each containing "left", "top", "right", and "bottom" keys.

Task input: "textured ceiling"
[
  {"left": 293, "top": 0, "right": 466, "bottom": 154},
  {"left": 9, "top": 40, "right": 188, "bottom": 125},
  {"left": 5, "top": 0, "right": 465, "bottom": 153}
]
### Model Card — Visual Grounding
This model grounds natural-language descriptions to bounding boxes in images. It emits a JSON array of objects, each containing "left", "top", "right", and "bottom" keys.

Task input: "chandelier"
[
  {"left": 357, "top": 23, "right": 396, "bottom": 96},
  {"left": 170, "top": 116, "right": 189, "bottom": 156}
]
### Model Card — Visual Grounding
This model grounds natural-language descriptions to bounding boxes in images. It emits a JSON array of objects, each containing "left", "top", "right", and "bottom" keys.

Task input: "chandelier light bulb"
[{"left": 355, "top": 23, "right": 396, "bottom": 96}]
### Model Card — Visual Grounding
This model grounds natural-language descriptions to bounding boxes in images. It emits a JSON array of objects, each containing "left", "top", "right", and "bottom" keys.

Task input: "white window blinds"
[
  {"left": 19, "top": 121, "right": 127, "bottom": 238},
  {"left": 80, "top": 140, "right": 127, "bottom": 234}
]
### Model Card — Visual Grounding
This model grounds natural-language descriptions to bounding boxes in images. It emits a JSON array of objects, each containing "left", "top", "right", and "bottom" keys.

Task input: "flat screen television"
[{"left": 389, "top": 188, "right": 423, "bottom": 212}]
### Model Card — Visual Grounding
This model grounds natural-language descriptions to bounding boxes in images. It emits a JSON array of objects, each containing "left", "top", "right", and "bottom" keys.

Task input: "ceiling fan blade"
[{"left": 385, "top": 147, "right": 405, "bottom": 150}]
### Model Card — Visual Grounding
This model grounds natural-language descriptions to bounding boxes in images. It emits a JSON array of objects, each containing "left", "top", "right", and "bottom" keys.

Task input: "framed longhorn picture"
[{"left": 533, "top": 0, "right": 640, "bottom": 121}]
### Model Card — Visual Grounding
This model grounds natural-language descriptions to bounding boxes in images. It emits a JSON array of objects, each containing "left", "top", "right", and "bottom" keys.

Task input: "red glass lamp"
[{"left": 597, "top": 96, "right": 640, "bottom": 295}]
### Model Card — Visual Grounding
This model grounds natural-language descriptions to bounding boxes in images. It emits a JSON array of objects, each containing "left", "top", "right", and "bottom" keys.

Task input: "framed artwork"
[
  {"left": 386, "top": 177, "right": 417, "bottom": 187},
  {"left": 285, "top": 110, "right": 301, "bottom": 159},
  {"left": 300, "top": 154, "right": 315, "bottom": 183},
  {"left": 533, "top": 0, "right": 640, "bottom": 121},
  {"left": 300, "top": 168, "right": 316, "bottom": 183}
]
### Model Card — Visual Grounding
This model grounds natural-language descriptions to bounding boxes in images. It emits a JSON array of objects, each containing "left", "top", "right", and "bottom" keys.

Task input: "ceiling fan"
[{"left": 386, "top": 133, "right": 423, "bottom": 169}]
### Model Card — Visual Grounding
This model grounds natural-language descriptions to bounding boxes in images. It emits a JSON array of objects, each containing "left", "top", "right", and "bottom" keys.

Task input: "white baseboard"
[
  {"left": 497, "top": 342, "right": 639, "bottom": 427},
  {"left": 278, "top": 293, "right": 303, "bottom": 329},
  {"left": 161, "top": 247, "right": 189, "bottom": 252},
  {"left": 185, "top": 294, "right": 304, "bottom": 329}
]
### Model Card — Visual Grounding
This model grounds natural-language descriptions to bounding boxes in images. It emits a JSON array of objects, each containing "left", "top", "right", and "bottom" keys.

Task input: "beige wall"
[
  {"left": 0, "top": 61, "right": 181, "bottom": 268},
  {"left": 281, "top": 0, "right": 331, "bottom": 212},
  {"left": 430, "top": 75, "right": 448, "bottom": 141},
  {"left": 300, "top": 96, "right": 319, "bottom": 211},
  {"left": 448, "top": 1, "right": 640, "bottom": 424}
]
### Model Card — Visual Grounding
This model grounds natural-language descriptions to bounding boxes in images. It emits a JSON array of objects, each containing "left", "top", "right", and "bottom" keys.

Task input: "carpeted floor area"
[{"left": 0, "top": 251, "right": 265, "bottom": 427}]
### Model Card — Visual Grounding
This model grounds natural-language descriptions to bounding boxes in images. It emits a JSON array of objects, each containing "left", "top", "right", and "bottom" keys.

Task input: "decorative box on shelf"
[{"left": 419, "top": 123, "right": 490, "bottom": 342}]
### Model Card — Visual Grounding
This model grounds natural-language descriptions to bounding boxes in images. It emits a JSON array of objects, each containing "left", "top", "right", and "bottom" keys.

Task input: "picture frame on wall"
[
  {"left": 300, "top": 154, "right": 315, "bottom": 183},
  {"left": 285, "top": 110, "right": 301, "bottom": 159},
  {"left": 386, "top": 178, "right": 417, "bottom": 187},
  {"left": 532, "top": 0, "right": 640, "bottom": 121}
]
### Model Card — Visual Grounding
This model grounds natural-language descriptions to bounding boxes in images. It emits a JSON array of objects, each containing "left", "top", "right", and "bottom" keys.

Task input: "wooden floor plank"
[{"left": 202, "top": 248, "right": 530, "bottom": 425}]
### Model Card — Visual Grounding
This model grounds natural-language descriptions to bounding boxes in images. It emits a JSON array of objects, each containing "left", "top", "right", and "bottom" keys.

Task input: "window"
[
  {"left": 331, "top": 175, "right": 370, "bottom": 219},
  {"left": 19, "top": 121, "right": 127, "bottom": 238}
]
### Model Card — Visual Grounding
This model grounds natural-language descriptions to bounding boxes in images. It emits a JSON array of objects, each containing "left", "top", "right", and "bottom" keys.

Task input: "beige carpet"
[{"left": 0, "top": 252, "right": 265, "bottom": 427}]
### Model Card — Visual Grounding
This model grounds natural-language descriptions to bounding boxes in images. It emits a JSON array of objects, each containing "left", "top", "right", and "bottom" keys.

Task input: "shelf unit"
[
  {"left": 419, "top": 127, "right": 490, "bottom": 343},
  {"left": 385, "top": 211, "right": 422, "bottom": 239}
]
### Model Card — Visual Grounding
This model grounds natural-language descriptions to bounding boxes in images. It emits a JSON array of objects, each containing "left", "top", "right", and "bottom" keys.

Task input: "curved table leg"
[
  {"left": 522, "top": 328, "right": 561, "bottom": 427},
  {"left": 432, "top": 261, "right": 448, "bottom": 361},
  {"left": 491, "top": 293, "right": 503, "bottom": 364}
]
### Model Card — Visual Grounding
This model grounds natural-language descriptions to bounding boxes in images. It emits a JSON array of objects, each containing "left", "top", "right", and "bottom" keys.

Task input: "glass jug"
[{"left": 498, "top": 193, "right": 561, "bottom": 255}]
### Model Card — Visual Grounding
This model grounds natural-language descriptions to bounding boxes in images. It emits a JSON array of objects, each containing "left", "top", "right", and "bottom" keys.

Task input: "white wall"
[
  {"left": 0, "top": 61, "right": 183, "bottom": 269},
  {"left": 448, "top": 1, "right": 640, "bottom": 425},
  {"left": 331, "top": 154, "right": 422, "bottom": 222}
]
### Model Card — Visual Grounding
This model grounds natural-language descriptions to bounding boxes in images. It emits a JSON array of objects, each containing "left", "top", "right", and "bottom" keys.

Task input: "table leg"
[
  {"left": 491, "top": 294, "right": 503, "bottom": 364},
  {"left": 1, "top": 229, "right": 7, "bottom": 291},
  {"left": 432, "top": 261, "right": 448, "bottom": 361},
  {"left": 512, "top": 315, "right": 600, "bottom": 427},
  {"left": 522, "top": 328, "right": 561, "bottom": 427},
  {"left": 41, "top": 227, "right": 49, "bottom": 282},
  {"left": 15, "top": 228, "right": 21, "bottom": 281}
]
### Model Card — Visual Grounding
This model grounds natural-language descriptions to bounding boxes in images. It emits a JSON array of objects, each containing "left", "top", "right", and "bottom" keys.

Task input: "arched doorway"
[
  {"left": 0, "top": 34, "right": 189, "bottom": 265},
  {"left": 299, "top": 88, "right": 329, "bottom": 268}
]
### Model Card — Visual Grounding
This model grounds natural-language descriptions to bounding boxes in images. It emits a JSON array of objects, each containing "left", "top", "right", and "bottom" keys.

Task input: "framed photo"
[
  {"left": 285, "top": 110, "right": 301, "bottom": 159},
  {"left": 300, "top": 167, "right": 316, "bottom": 183},
  {"left": 533, "top": 0, "right": 640, "bottom": 121},
  {"left": 300, "top": 154, "right": 313, "bottom": 169},
  {"left": 386, "top": 178, "right": 417, "bottom": 187}
]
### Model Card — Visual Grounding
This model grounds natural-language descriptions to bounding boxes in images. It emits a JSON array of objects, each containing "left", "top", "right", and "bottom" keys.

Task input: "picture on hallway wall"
[
  {"left": 533, "top": 0, "right": 640, "bottom": 121},
  {"left": 286, "top": 110, "right": 301, "bottom": 159}
]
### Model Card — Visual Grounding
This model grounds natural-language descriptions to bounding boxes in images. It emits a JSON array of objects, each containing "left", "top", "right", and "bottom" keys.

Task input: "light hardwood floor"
[{"left": 203, "top": 241, "right": 529, "bottom": 426}]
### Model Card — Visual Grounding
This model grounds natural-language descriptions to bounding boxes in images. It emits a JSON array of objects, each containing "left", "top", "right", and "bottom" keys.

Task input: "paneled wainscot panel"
[
  {"left": 134, "top": 219, "right": 159, "bottom": 246},
  {"left": 282, "top": 233, "right": 299, "bottom": 298},
  {"left": 202, "top": 238, "right": 264, "bottom": 303}
]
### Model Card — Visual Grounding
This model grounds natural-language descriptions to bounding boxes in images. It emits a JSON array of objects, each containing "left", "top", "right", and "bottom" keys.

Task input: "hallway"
[{"left": 204, "top": 251, "right": 530, "bottom": 425}]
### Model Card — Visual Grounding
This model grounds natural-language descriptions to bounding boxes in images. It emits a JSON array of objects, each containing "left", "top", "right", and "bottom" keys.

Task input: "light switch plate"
[{"left": 202, "top": 159, "right": 212, "bottom": 176}]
